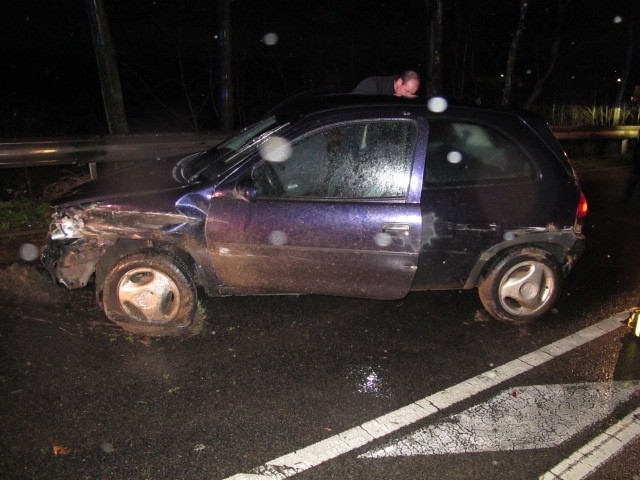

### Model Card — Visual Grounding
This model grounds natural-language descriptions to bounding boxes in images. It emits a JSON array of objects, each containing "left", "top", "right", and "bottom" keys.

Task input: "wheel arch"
[
  {"left": 465, "top": 239, "right": 569, "bottom": 289},
  {"left": 95, "top": 239, "right": 201, "bottom": 304}
]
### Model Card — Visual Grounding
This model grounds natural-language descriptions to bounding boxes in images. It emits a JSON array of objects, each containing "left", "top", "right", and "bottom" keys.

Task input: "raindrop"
[
  {"left": 100, "top": 443, "right": 115, "bottom": 454},
  {"left": 268, "top": 230, "right": 287, "bottom": 246},
  {"left": 260, "top": 136, "right": 291, "bottom": 163},
  {"left": 446, "top": 151, "right": 462, "bottom": 164},
  {"left": 503, "top": 231, "right": 515, "bottom": 241},
  {"left": 262, "top": 32, "right": 279, "bottom": 45},
  {"left": 613, "top": 16, "right": 623, "bottom": 24},
  {"left": 374, "top": 232, "right": 393, "bottom": 247},
  {"left": 19, "top": 243, "right": 39, "bottom": 261},
  {"left": 427, "top": 96, "right": 448, "bottom": 113}
]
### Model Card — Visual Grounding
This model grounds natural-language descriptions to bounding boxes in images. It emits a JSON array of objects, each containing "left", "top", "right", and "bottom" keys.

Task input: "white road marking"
[
  {"left": 540, "top": 406, "right": 640, "bottom": 480},
  {"left": 359, "top": 382, "right": 640, "bottom": 457},
  {"left": 223, "top": 312, "right": 628, "bottom": 480}
]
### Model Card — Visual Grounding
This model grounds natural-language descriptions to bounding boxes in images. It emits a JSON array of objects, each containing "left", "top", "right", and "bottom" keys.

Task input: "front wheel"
[
  {"left": 478, "top": 248, "right": 563, "bottom": 325},
  {"left": 102, "top": 251, "right": 198, "bottom": 336}
]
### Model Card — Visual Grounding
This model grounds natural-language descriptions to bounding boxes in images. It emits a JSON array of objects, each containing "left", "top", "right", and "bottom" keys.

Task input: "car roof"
[
  {"left": 264, "top": 91, "right": 570, "bottom": 172},
  {"left": 265, "top": 91, "right": 545, "bottom": 126}
]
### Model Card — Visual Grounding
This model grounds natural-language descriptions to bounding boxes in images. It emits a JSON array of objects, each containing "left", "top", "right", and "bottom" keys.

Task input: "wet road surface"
[{"left": 1, "top": 166, "right": 640, "bottom": 479}]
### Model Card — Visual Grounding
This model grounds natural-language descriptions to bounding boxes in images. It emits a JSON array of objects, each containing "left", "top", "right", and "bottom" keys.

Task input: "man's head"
[{"left": 393, "top": 70, "right": 420, "bottom": 98}]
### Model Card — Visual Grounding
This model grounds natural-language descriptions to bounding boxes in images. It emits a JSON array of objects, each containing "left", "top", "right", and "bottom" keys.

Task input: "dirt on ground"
[{"left": 0, "top": 262, "right": 64, "bottom": 306}]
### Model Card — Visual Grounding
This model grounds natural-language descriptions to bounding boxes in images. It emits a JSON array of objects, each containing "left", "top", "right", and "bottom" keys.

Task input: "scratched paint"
[{"left": 360, "top": 381, "right": 640, "bottom": 458}]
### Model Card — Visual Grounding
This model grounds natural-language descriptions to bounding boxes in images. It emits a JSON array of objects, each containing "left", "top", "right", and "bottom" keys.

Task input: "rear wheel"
[
  {"left": 478, "top": 247, "right": 562, "bottom": 325},
  {"left": 102, "top": 251, "right": 198, "bottom": 336}
]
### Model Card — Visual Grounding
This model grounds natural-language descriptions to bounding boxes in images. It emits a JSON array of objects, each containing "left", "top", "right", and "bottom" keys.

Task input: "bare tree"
[
  {"left": 614, "top": 19, "right": 638, "bottom": 125},
  {"left": 523, "top": 0, "right": 567, "bottom": 110},
  {"left": 85, "top": 0, "right": 129, "bottom": 135},
  {"left": 502, "top": 0, "right": 529, "bottom": 106},
  {"left": 425, "top": 0, "right": 444, "bottom": 96},
  {"left": 217, "top": 0, "right": 234, "bottom": 129}
]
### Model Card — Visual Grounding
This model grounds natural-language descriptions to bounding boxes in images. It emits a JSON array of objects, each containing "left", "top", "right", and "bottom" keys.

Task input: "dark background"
[{"left": 1, "top": 0, "right": 639, "bottom": 137}]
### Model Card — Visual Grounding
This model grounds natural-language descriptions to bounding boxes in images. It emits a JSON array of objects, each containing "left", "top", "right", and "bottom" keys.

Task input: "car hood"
[{"left": 51, "top": 152, "right": 204, "bottom": 207}]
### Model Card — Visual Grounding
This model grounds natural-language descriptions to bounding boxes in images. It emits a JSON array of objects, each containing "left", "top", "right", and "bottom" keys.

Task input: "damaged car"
[{"left": 42, "top": 94, "right": 588, "bottom": 336}]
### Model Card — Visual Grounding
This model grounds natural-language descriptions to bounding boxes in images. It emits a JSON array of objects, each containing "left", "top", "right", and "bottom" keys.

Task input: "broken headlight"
[{"left": 50, "top": 214, "right": 85, "bottom": 240}]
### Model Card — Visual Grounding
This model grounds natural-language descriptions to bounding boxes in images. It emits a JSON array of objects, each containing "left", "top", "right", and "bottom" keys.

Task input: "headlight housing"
[{"left": 50, "top": 212, "right": 85, "bottom": 240}]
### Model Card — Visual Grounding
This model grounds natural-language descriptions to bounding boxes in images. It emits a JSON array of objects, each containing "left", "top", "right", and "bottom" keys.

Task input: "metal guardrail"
[
  {"left": 0, "top": 126, "right": 637, "bottom": 170},
  {"left": 0, "top": 131, "right": 232, "bottom": 169},
  {"left": 551, "top": 125, "right": 639, "bottom": 140}
]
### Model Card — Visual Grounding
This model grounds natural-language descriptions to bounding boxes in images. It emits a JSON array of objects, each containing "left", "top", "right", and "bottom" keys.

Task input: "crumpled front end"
[
  {"left": 42, "top": 236, "right": 113, "bottom": 289},
  {"left": 42, "top": 202, "right": 200, "bottom": 289},
  {"left": 42, "top": 204, "right": 118, "bottom": 289}
]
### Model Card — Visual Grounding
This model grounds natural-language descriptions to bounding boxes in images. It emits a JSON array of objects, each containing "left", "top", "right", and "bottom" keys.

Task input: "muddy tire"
[
  {"left": 102, "top": 251, "right": 198, "bottom": 336},
  {"left": 478, "top": 247, "right": 562, "bottom": 325}
]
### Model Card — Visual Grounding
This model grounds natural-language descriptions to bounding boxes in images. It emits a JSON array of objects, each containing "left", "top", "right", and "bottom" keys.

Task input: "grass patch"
[{"left": 0, "top": 200, "right": 50, "bottom": 233}]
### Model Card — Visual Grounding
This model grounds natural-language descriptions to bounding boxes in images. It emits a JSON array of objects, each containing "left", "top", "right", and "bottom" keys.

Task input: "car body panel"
[
  {"left": 205, "top": 194, "right": 421, "bottom": 299},
  {"left": 41, "top": 94, "right": 586, "bottom": 324}
]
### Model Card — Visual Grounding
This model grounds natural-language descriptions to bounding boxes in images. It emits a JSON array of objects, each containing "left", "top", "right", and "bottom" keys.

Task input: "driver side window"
[{"left": 252, "top": 119, "right": 417, "bottom": 199}]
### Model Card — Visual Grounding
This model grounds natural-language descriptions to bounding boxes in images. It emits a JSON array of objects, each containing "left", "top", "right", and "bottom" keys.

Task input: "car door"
[
  {"left": 412, "top": 117, "right": 540, "bottom": 290},
  {"left": 205, "top": 112, "right": 426, "bottom": 300}
]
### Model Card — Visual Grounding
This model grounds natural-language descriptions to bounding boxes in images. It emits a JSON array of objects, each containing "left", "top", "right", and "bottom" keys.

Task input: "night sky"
[{"left": 1, "top": 0, "right": 638, "bottom": 137}]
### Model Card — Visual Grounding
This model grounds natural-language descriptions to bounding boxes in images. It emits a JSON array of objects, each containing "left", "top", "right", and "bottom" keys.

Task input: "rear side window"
[
  {"left": 253, "top": 119, "right": 417, "bottom": 199},
  {"left": 424, "top": 121, "right": 534, "bottom": 186}
]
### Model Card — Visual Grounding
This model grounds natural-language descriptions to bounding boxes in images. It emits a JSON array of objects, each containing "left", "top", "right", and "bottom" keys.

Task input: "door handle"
[{"left": 381, "top": 223, "right": 410, "bottom": 236}]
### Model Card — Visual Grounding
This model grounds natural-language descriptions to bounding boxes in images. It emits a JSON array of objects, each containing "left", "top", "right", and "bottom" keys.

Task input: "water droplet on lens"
[
  {"left": 260, "top": 136, "right": 291, "bottom": 163},
  {"left": 268, "top": 230, "right": 287, "bottom": 246},
  {"left": 503, "top": 231, "right": 515, "bottom": 241},
  {"left": 100, "top": 443, "right": 115, "bottom": 454},
  {"left": 447, "top": 151, "right": 462, "bottom": 164},
  {"left": 374, "top": 232, "right": 392, "bottom": 247},
  {"left": 613, "top": 16, "right": 623, "bottom": 24},
  {"left": 19, "top": 243, "right": 39, "bottom": 261},
  {"left": 427, "top": 96, "right": 448, "bottom": 113},
  {"left": 262, "top": 32, "right": 279, "bottom": 45}
]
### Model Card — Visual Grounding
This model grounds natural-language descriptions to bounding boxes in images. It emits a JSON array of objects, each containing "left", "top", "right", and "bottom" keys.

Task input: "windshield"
[{"left": 185, "top": 116, "right": 286, "bottom": 181}]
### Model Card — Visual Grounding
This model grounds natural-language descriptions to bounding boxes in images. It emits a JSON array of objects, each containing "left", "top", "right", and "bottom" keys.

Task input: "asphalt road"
[{"left": 1, "top": 166, "right": 639, "bottom": 480}]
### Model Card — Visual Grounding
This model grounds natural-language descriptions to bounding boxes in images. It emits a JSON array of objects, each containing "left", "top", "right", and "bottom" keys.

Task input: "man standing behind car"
[{"left": 352, "top": 70, "right": 420, "bottom": 98}]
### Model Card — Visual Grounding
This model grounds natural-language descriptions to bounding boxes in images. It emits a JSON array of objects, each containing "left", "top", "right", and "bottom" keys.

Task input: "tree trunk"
[
  {"left": 217, "top": 0, "right": 234, "bottom": 129},
  {"left": 502, "top": 0, "right": 529, "bottom": 106},
  {"left": 85, "top": 0, "right": 129, "bottom": 177},
  {"left": 425, "top": 0, "right": 443, "bottom": 96},
  {"left": 614, "top": 21, "right": 637, "bottom": 125},
  {"left": 523, "top": 0, "right": 567, "bottom": 110},
  {"left": 85, "top": 0, "right": 128, "bottom": 135}
]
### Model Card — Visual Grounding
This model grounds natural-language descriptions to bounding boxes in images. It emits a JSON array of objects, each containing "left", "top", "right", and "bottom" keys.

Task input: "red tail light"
[{"left": 575, "top": 192, "right": 588, "bottom": 232}]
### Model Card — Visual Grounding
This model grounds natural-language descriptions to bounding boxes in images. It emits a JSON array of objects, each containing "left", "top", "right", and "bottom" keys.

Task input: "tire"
[
  {"left": 478, "top": 247, "right": 562, "bottom": 325},
  {"left": 102, "top": 251, "right": 198, "bottom": 336}
]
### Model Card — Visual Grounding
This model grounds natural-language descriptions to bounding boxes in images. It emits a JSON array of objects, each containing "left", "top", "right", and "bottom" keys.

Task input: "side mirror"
[{"left": 236, "top": 178, "right": 257, "bottom": 203}]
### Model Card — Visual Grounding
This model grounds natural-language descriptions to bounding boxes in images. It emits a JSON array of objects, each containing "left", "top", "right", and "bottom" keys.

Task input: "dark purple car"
[{"left": 42, "top": 94, "right": 588, "bottom": 336}]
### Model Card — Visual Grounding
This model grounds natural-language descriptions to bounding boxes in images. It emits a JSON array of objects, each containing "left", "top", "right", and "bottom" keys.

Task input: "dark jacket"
[{"left": 352, "top": 75, "right": 396, "bottom": 95}]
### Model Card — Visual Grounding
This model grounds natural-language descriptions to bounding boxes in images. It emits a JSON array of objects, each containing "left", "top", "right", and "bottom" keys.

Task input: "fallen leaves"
[{"left": 52, "top": 444, "right": 71, "bottom": 456}]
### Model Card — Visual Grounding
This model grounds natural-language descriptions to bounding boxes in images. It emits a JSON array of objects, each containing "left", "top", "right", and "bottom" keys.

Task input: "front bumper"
[{"left": 41, "top": 238, "right": 107, "bottom": 289}]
